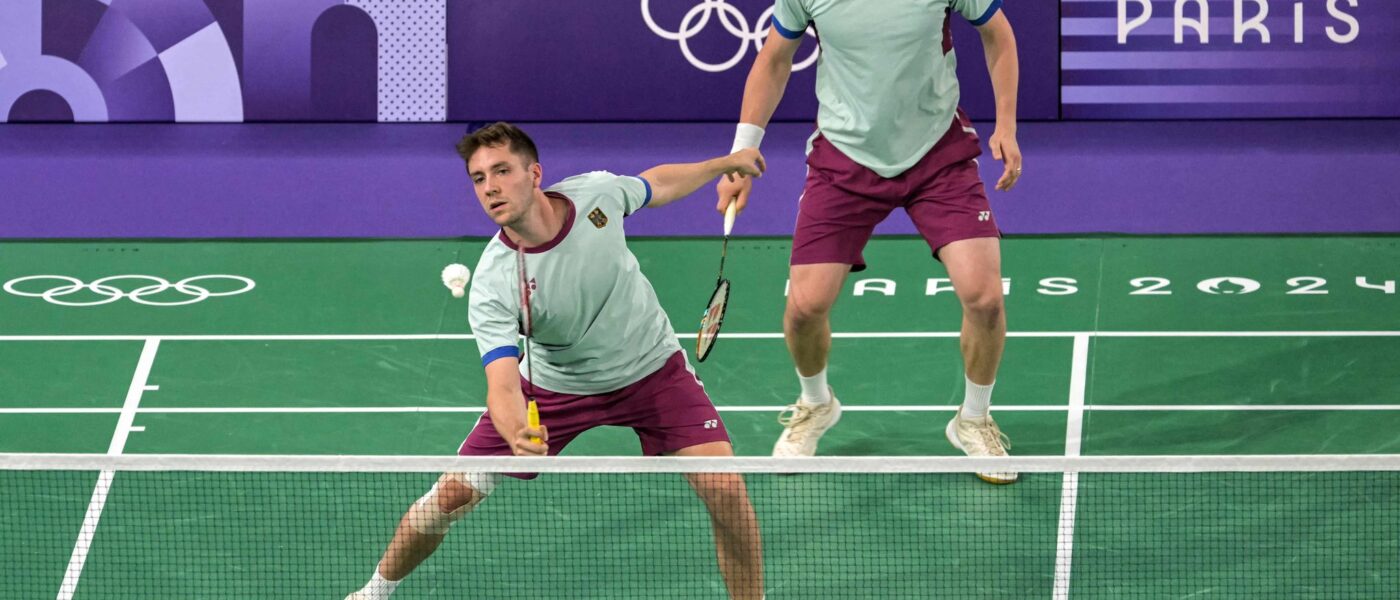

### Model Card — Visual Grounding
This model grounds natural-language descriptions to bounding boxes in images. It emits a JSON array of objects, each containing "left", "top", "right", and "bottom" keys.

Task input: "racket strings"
[{"left": 696, "top": 279, "right": 730, "bottom": 361}]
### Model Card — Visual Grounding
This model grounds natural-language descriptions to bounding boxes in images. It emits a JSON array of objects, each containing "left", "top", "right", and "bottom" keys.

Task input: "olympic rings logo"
[
  {"left": 641, "top": 0, "right": 820, "bottom": 73},
  {"left": 2, "top": 275, "right": 256, "bottom": 307}
]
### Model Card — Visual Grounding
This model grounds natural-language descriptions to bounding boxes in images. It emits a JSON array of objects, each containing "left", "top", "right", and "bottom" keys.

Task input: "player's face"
[{"left": 468, "top": 144, "right": 540, "bottom": 227}]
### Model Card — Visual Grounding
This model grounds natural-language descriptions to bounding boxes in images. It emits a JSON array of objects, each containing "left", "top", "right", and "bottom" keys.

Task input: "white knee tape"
[
  {"left": 461, "top": 471, "right": 501, "bottom": 496},
  {"left": 405, "top": 471, "right": 501, "bottom": 535}
]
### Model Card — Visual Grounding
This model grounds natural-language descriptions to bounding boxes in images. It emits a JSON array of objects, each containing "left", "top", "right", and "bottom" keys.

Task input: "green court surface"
[{"left": 2, "top": 236, "right": 1398, "bottom": 598}]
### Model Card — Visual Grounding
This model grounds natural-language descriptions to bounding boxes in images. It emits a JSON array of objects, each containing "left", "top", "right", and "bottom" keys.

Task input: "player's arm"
[
  {"left": 739, "top": 29, "right": 803, "bottom": 133},
  {"left": 716, "top": 29, "right": 804, "bottom": 214},
  {"left": 639, "top": 149, "right": 766, "bottom": 209},
  {"left": 482, "top": 356, "right": 547, "bottom": 456},
  {"left": 976, "top": 10, "right": 1023, "bottom": 192}
]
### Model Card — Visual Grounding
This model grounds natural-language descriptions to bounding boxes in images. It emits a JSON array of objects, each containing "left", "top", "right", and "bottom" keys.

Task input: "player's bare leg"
[
  {"left": 773, "top": 263, "right": 849, "bottom": 456},
  {"left": 783, "top": 263, "right": 849, "bottom": 376},
  {"left": 940, "top": 237, "right": 1016, "bottom": 483},
  {"left": 942, "top": 238, "right": 1006, "bottom": 385},
  {"left": 380, "top": 479, "right": 477, "bottom": 579},
  {"left": 347, "top": 474, "right": 489, "bottom": 599},
  {"left": 674, "top": 441, "right": 765, "bottom": 600}
]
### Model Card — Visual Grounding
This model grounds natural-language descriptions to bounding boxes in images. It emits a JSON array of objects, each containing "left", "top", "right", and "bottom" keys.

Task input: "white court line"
[
  {"left": 0, "top": 334, "right": 475, "bottom": 342},
  {"left": 1054, "top": 334, "right": 1091, "bottom": 600},
  {"left": 57, "top": 338, "right": 159, "bottom": 600},
  {"left": 11, "top": 453, "right": 1399, "bottom": 474},
  {"left": 126, "top": 405, "right": 1026, "bottom": 414},
  {"left": 0, "top": 405, "right": 1008, "bottom": 415},
  {"left": 1090, "top": 331, "right": 1400, "bottom": 338},
  {"left": 1065, "top": 335, "right": 1090, "bottom": 458},
  {"left": 0, "top": 408, "right": 124, "bottom": 414},
  {"left": 2, "top": 330, "right": 1399, "bottom": 342},
  {"left": 1084, "top": 404, "right": 1400, "bottom": 411},
  {"left": 6, "top": 404, "right": 1400, "bottom": 415}
]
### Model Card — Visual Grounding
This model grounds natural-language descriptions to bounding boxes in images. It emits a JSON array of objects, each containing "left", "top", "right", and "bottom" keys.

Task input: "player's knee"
[
  {"left": 960, "top": 288, "right": 1004, "bottom": 325},
  {"left": 689, "top": 473, "right": 750, "bottom": 508},
  {"left": 784, "top": 294, "right": 833, "bottom": 329},
  {"left": 433, "top": 476, "right": 477, "bottom": 513},
  {"left": 405, "top": 471, "right": 500, "bottom": 535}
]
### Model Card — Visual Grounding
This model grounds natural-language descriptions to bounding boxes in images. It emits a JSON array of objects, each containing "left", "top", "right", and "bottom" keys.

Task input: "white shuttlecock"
[{"left": 441, "top": 263, "right": 470, "bottom": 298}]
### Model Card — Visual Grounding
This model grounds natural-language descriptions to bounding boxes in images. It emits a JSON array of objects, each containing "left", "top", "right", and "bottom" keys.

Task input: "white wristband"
[{"left": 731, "top": 123, "right": 765, "bottom": 153}]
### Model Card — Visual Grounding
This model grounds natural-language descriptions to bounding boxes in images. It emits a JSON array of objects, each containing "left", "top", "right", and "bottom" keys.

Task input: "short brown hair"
[{"left": 455, "top": 122, "right": 539, "bottom": 167}]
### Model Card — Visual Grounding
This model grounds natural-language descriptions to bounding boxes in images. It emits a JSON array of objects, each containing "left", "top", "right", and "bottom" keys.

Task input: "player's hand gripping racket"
[
  {"left": 526, "top": 398, "right": 541, "bottom": 445},
  {"left": 696, "top": 201, "right": 737, "bottom": 362}
]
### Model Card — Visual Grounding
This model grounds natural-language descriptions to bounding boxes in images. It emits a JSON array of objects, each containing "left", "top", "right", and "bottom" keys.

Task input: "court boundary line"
[
  {"left": 2, "top": 330, "right": 1400, "bottom": 342},
  {"left": 7, "top": 453, "right": 1400, "bottom": 473},
  {"left": 57, "top": 338, "right": 159, "bottom": 600},
  {"left": 1054, "top": 334, "right": 1090, "bottom": 600},
  {"left": 7, "top": 404, "right": 1400, "bottom": 415}
]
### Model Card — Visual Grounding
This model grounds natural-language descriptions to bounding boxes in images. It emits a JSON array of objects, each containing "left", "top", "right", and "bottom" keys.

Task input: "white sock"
[
  {"left": 797, "top": 367, "right": 831, "bottom": 404},
  {"left": 962, "top": 376, "right": 994, "bottom": 418},
  {"left": 358, "top": 569, "right": 399, "bottom": 599}
]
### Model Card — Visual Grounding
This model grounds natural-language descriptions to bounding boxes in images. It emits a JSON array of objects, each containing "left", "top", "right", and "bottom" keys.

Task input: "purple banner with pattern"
[
  {"left": 446, "top": 0, "right": 1060, "bottom": 122},
  {"left": 0, "top": 0, "right": 448, "bottom": 123},
  {"left": 7, "top": 1, "right": 1400, "bottom": 123},
  {"left": 1061, "top": 0, "right": 1400, "bottom": 119}
]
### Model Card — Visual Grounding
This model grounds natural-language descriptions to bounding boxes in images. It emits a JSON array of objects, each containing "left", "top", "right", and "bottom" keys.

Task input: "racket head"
[{"left": 696, "top": 278, "right": 731, "bottom": 362}]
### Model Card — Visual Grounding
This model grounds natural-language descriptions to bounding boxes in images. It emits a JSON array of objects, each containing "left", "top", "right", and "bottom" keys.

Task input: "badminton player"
[
  {"left": 716, "top": 0, "right": 1022, "bottom": 483},
  {"left": 347, "top": 122, "right": 766, "bottom": 600}
]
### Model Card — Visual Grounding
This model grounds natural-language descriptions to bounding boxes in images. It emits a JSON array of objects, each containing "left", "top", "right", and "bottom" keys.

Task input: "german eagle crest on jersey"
[{"left": 588, "top": 207, "right": 608, "bottom": 229}]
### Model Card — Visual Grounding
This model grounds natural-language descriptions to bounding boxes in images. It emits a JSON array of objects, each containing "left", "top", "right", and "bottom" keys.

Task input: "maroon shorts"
[
  {"left": 792, "top": 109, "right": 1000, "bottom": 271},
  {"left": 457, "top": 351, "right": 730, "bottom": 476}
]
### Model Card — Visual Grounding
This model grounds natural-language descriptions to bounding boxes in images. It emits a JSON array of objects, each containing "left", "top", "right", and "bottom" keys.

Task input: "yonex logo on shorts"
[
  {"left": 978, "top": 211, "right": 992, "bottom": 222},
  {"left": 704, "top": 419, "right": 719, "bottom": 429}
]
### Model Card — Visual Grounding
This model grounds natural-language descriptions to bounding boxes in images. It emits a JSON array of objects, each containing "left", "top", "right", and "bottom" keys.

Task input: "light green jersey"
[
  {"left": 771, "top": 0, "right": 1002, "bottom": 177},
  {"left": 467, "top": 172, "right": 682, "bottom": 395}
]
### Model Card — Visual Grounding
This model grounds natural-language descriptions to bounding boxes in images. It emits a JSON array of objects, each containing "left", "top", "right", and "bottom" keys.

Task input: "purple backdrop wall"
[
  {"left": 3, "top": 121, "right": 1397, "bottom": 238},
  {"left": 2, "top": 1, "right": 1397, "bottom": 239},
  {"left": 445, "top": 0, "right": 1061, "bottom": 122},
  {"left": 0, "top": 0, "right": 423, "bottom": 123},
  {"left": 5, "top": 1, "right": 1397, "bottom": 122},
  {"left": 1062, "top": 0, "right": 1400, "bottom": 119}
]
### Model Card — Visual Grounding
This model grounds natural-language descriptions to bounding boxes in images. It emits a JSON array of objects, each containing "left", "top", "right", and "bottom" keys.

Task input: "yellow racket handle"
[{"left": 527, "top": 399, "right": 542, "bottom": 445}]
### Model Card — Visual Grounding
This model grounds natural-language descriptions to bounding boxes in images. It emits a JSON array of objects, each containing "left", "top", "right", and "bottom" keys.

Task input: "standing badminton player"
[
  {"left": 347, "top": 122, "right": 766, "bottom": 600},
  {"left": 716, "top": 0, "right": 1023, "bottom": 484}
]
